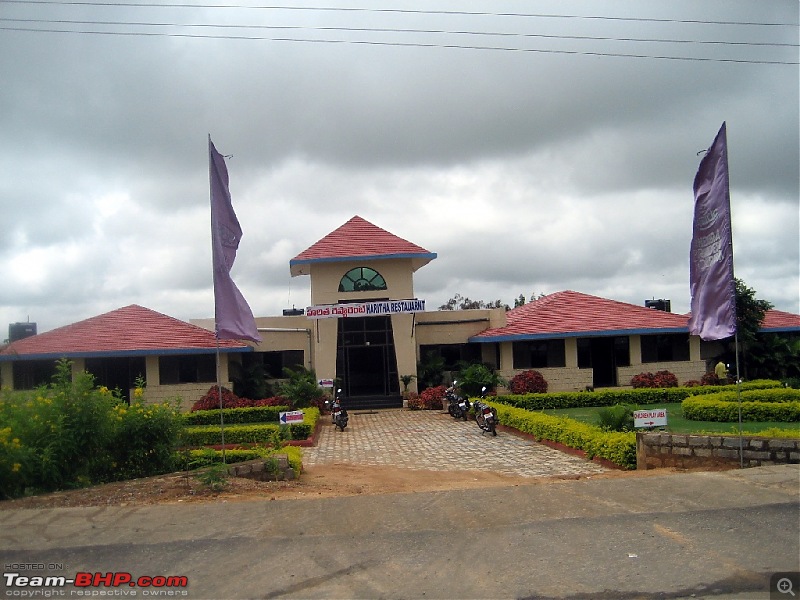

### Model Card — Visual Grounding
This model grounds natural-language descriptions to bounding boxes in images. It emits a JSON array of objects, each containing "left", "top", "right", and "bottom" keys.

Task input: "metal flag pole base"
[
  {"left": 735, "top": 332, "right": 743, "bottom": 469},
  {"left": 216, "top": 334, "right": 226, "bottom": 465}
]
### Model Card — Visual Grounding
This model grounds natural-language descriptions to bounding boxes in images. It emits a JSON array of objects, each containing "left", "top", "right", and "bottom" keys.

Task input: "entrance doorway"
[{"left": 336, "top": 316, "right": 400, "bottom": 408}]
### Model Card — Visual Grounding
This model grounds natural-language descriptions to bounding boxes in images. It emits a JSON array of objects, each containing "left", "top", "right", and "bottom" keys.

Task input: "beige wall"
[{"left": 140, "top": 382, "right": 233, "bottom": 413}]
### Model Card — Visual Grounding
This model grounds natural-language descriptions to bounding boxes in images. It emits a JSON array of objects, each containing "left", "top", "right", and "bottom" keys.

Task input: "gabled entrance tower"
[{"left": 290, "top": 216, "right": 436, "bottom": 409}]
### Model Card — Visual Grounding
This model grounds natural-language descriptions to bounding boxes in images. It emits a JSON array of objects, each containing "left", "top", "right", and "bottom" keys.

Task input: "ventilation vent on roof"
[
  {"left": 282, "top": 308, "right": 305, "bottom": 316},
  {"left": 645, "top": 299, "right": 671, "bottom": 312}
]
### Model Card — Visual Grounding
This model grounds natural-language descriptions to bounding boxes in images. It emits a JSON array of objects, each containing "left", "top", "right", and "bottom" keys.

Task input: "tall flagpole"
[{"left": 209, "top": 134, "right": 261, "bottom": 465}]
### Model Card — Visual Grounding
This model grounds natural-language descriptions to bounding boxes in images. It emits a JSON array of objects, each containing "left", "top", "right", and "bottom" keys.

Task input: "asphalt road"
[{"left": 1, "top": 464, "right": 798, "bottom": 600}]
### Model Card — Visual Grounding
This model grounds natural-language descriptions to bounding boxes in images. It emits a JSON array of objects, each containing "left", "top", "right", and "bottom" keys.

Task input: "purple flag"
[
  {"left": 209, "top": 137, "right": 261, "bottom": 343},
  {"left": 688, "top": 122, "right": 736, "bottom": 341}
]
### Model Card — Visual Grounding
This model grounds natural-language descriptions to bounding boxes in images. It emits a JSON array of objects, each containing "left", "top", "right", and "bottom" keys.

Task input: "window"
[
  {"left": 261, "top": 350, "right": 305, "bottom": 378},
  {"left": 512, "top": 340, "right": 566, "bottom": 369},
  {"left": 641, "top": 334, "right": 690, "bottom": 363},
  {"left": 339, "top": 267, "right": 387, "bottom": 292},
  {"left": 419, "top": 344, "right": 482, "bottom": 370},
  {"left": 12, "top": 360, "right": 57, "bottom": 390},
  {"left": 159, "top": 354, "right": 216, "bottom": 384}
]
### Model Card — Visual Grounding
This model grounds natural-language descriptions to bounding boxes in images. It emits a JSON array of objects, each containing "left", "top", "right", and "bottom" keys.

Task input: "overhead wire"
[
  {"left": 1, "top": 1, "right": 796, "bottom": 64},
  {"left": 1, "top": 0, "right": 796, "bottom": 28}
]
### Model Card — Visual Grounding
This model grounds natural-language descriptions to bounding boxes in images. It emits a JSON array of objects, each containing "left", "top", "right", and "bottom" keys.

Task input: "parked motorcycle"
[
  {"left": 473, "top": 386, "right": 497, "bottom": 436},
  {"left": 446, "top": 380, "right": 470, "bottom": 421},
  {"left": 325, "top": 388, "right": 349, "bottom": 432}
]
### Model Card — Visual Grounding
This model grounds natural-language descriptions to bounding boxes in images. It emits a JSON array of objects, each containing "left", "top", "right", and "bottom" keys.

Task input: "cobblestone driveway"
[{"left": 303, "top": 409, "right": 608, "bottom": 478}]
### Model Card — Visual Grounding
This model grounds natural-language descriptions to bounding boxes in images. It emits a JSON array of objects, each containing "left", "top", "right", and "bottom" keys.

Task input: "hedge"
[
  {"left": 183, "top": 405, "right": 291, "bottom": 426},
  {"left": 492, "top": 380, "right": 784, "bottom": 411},
  {"left": 183, "top": 423, "right": 283, "bottom": 446},
  {"left": 682, "top": 389, "right": 800, "bottom": 423},
  {"left": 182, "top": 407, "right": 318, "bottom": 444},
  {"left": 488, "top": 401, "right": 637, "bottom": 469}
]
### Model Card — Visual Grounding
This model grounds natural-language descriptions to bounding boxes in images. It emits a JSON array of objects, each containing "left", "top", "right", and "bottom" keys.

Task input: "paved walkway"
[{"left": 303, "top": 408, "right": 609, "bottom": 478}]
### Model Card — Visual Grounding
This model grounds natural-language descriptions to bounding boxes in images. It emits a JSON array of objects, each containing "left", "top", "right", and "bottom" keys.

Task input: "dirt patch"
[{"left": 0, "top": 463, "right": 695, "bottom": 510}]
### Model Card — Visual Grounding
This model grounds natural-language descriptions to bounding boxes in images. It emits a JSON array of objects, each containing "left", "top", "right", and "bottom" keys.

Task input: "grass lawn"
[{"left": 542, "top": 403, "right": 800, "bottom": 435}]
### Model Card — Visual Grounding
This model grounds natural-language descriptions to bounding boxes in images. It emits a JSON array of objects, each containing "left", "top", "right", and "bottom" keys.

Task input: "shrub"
[
  {"left": 0, "top": 359, "right": 184, "bottom": 499},
  {"left": 701, "top": 372, "right": 721, "bottom": 386},
  {"left": 490, "top": 402, "right": 636, "bottom": 469},
  {"left": 418, "top": 386, "right": 446, "bottom": 410},
  {"left": 191, "top": 386, "right": 246, "bottom": 411},
  {"left": 597, "top": 403, "right": 638, "bottom": 432},
  {"left": 405, "top": 392, "right": 423, "bottom": 410},
  {"left": 184, "top": 406, "right": 290, "bottom": 426},
  {"left": 508, "top": 370, "right": 548, "bottom": 394},
  {"left": 682, "top": 388, "right": 800, "bottom": 422},
  {"left": 631, "top": 370, "right": 679, "bottom": 389},
  {"left": 456, "top": 363, "right": 504, "bottom": 397},
  {"left": 276, "top": 366, "right": 326, "bottom": 409},
  {"left": 182, "top": 423, "right": 283, "bottom": 447}
]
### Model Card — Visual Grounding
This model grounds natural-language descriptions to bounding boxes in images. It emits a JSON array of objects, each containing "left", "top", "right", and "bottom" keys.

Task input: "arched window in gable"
[{"left": 339, "top": 267, "right": 387, "bottom": 292}]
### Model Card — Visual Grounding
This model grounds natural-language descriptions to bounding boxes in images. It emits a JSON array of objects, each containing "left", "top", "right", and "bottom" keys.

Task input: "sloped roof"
[
  {"left": 290, "top": 215, "right": 437, "bottom": 276},
  {"left": 760, "top": 309, "right": 800, "bottom": 332},
  {"left": 470, "top": 290, "right": 691, "bottom": 342},
  {"left": 0, "top": 305, "right": 250, "bottom": 361}
]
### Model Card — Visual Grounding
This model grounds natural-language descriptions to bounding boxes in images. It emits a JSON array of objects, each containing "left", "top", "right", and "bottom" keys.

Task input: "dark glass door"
[{"left": 336, "top": 316, "right": 399, "bottom": 398}]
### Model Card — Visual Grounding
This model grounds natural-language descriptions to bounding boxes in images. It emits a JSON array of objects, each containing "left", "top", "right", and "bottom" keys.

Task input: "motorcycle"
[
  {"left": 446, "top": 380, "right": 470, "bottom": 421},
  {"left": 473, "top": 386, "right": 497, "bottom": 436},
  {"left": 325, "top": 388, "right": 349, "bottom": 432}
]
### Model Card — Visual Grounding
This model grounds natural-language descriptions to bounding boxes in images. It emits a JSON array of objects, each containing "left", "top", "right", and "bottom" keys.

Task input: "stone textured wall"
[
  {"left": 140, "top": 383, "right": 230, "bottom": 412},
  {"left": 637, "top": 432, "right": 800, "bottom": 470},
  {"left": 618, "top": 361, "right": 706, "bottom": 387},
  {"left": 226, "top": 455, "right": 295, "bottom": 481}
]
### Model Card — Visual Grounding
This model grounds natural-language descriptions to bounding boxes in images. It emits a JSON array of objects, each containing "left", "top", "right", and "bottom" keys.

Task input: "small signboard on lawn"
[
  {"left": 634, "top": 408, "right": 667, "bottom": 428},
  {"left": 279, "top": 410, "right": 304, "bottom": 424}
]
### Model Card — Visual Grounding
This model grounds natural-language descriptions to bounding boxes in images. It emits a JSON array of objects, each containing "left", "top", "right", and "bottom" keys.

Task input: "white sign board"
[
  {"left": 306, "top": 298, "right": 425, "bottom": 319},
  {"left": 317, "top": 379, "right": 334, "bottom": 388},
  {"left": 634, "top": 409, "right": 668, "bottom": 428},
  {"left": 279, "top": 410, "right": 304, "bottom": 424}
]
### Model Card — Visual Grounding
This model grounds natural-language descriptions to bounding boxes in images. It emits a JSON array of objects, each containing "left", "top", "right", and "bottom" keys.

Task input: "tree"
[
  {"left": 438, "top": 293, "right": 510, "bottom": 311},
  {"left": 731, "top": 278, "right": 773, "bottom": 380}
]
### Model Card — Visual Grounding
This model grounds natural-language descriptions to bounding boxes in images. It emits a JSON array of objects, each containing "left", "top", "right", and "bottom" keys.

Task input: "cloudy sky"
[{"left": 1, "top": 0, "right": 798, "bottom": 337}]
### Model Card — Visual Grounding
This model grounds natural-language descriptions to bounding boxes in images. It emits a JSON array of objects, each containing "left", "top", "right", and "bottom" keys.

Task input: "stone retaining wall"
[
  {"left": 226, "top": 454, "right": 295, "bottom": 481},
  {"left": 636, "top": 432, "right": 800, "bottom": 470}
]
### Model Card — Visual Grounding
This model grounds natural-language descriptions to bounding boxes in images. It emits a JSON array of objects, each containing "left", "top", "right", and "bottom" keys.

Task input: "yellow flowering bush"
[{"left": 0, "top": 359, "right": 183, "bottom": 499}]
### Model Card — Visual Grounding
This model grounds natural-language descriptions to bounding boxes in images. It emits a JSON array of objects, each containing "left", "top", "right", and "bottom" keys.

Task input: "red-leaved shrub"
[
  {"left": 701, "top": 372, "right": 722, "bottom": 386},
  {"left": 630, "top": 370, "right": 679, "bottom": 389},
  {"left": 418, "top": 385, "right": 447, "bottom": 410},
  {"left": 191, "top": 388, "right": 293, "bottom": 412},
  {"left": 508, "top": 370, "right": 548, "bottom": 394}
]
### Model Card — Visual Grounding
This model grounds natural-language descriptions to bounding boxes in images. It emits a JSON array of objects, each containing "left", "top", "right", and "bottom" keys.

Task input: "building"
[{"left": 3, "top": 216, "right": 799, "bottom": 410}]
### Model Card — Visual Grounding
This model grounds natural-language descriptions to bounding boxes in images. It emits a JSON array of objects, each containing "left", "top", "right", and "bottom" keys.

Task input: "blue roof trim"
[
  {"left": 469, "top": 327, "right": 689, "bottom": 343},
  {"left": 0, "top": 346, "right": 252, "bottom": 362},
  {"left": 290, "top": 252, "right": 437, "bottom": 266},
  {"left": 760, "top": 325, "right": 800, "bottom": 333}
]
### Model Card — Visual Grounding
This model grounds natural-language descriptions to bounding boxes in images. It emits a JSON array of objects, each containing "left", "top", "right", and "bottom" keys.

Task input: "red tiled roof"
[
  {"left": 470, "top": 290, "right": 690, "bottom": 341},
  {"left": 290, "top": 215, "right": 436, "bottom": 276},
  {"left": 760, "top": 309, "right": 800, "bottom": 332},
  {"left": 0, "top": 305, "right": 249, "bottom": 360}
]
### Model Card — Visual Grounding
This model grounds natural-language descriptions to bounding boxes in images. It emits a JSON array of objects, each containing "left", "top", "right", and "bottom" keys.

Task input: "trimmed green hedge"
[
  {"left": 183, "top": 423, "right": 282, "bottom": 446},
  {"left": 488, "top": 401, "right": 636, "bottom": 469},
  {"left": 183, "top": 405, "right": 290, "bottom": 425},
  {"left": 183, "top": 407, "right": 319, "bottom": 444},
  {"left": 682, "top": 389, "right": 800, "bottom": 422},
  {"left": 492, "top": 380, "right": 783, "bottom": 411}
]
